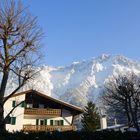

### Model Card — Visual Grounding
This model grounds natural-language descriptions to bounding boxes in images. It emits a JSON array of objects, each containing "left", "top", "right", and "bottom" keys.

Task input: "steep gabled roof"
[{"left": 6, "top": 89, "right": 83, "bottom": 114}]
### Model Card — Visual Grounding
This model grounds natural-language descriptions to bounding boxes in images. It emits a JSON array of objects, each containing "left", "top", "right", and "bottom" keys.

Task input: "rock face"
[{"left": 5, "top": 54, "right": 140, "bottom": 108}]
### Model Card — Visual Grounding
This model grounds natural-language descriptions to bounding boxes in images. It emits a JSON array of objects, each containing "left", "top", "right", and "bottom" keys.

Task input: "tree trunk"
[
  {"left": 0, "top": 72, "right": 9, "bottom": 98},
  {"left": 128, "top": 97, "right": 140, "bottom": 131},
  {"left": 125, "top": 102, "right": 131, "bottom": 123},
  {"left": 132, "top": 118, "right": 140, "bottom": 132},
  {"left": 132, "top": 112, "right": 140, "bottom": 132},
  {"left": 0, "top": 106, "right": 5, "bottom": 131},
  {"left": 0, "top": 68, "right": 9, "bottom": 131}
]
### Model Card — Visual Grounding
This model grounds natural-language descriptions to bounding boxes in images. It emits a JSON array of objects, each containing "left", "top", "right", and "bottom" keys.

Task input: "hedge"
[{"left": 0, "top": 130, "right": 140, "bottom": 140}]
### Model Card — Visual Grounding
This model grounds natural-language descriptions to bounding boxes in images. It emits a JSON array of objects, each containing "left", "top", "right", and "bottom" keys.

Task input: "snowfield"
[{"left": 4, "top": 54, "right": 140, "bottom": 108}]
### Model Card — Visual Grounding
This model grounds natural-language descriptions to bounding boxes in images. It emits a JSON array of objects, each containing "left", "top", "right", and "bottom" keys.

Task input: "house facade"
[{"left": 4, "top": 90, "right": 83, "bottom": 132}]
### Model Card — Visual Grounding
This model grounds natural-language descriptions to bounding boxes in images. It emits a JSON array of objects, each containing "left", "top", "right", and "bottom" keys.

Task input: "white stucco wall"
[
  {"left": 4, "top": 94, "right": 25, "bottom": 132},
  {"left": 4, "top": 95, "right": 74, "bottom": 132},
  {"left": 23, "top": 118, "right": 36, "bottom": 125}
]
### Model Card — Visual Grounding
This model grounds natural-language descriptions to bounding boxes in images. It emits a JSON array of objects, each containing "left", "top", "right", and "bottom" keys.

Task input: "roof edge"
[{"left": 5, "top": 90, "right": 83, "bottom": 113}]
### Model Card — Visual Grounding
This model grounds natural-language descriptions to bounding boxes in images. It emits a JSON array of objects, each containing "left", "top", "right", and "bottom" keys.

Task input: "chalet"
[{"left": 4, "top": 90, "right": 83, "bottom": 132}]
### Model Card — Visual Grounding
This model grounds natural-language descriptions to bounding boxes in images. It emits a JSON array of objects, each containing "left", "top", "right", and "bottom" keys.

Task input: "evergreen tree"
[{"left": 81, "top": 101, "right": 100, "bottom": 131}]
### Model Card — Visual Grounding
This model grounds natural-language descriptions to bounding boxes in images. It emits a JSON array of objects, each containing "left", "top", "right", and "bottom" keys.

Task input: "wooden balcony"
[
  {"left": 23, "top": 125, "right": 76, "bottom": 132},
  {"left": 24, "top": 108, "right": 61, "bottom": 117}
]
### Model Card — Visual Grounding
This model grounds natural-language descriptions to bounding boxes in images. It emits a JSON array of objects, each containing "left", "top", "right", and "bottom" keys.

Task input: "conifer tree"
[{"left": 81, "top": 101, "right": 100, "bottom": 131}]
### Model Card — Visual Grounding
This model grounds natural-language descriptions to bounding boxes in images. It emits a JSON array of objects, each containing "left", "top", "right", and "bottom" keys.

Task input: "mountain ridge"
[{"left": 5, "top": 54, "right": 140, "bottom": 108}]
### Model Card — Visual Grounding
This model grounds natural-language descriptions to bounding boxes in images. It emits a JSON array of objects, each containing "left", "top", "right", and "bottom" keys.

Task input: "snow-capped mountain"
[{"left": 5, "top": 54, "right": 140, "bottom": 108}]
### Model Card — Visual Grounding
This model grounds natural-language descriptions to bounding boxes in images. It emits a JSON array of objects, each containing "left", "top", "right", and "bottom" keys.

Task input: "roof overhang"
[{"left": 6, "top": 89, "right": 83, "bottom": 115}]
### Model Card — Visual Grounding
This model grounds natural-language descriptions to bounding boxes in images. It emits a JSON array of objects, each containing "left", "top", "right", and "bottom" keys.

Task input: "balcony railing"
[
  {"left": 23, "top": 125, "right": 76, "bottom": 132},
  {"left": 24, "top": 108, "right": 61, "bottom": 117}
]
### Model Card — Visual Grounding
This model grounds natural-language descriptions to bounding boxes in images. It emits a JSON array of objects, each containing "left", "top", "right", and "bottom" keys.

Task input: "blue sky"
[{"left": 23, "top": 0, "right": 140, "bottom": 66}]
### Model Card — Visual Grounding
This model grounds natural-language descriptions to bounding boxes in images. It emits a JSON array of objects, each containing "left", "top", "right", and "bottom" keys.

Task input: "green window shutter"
[
  {"left": 24, "top": 102, "right": 27, "bottom": 108},
  {"left": 36, "top": 119, "right": 39, "bottom": 125},
  {"left": 11, "top": 117, "right": 16, "bottom": 125},
  {"left": 58, "top": 120, "right": 60, "bottom": 126},
  {"left": 60, "top": 120, "right": 64, "bottom": 126},
  {"left": 45, "top": 119, "right": 47, "bottom": 125},
  {"left": 50, "top": 120, "right": 53, "bottom": 126},
  {"left": 12, "top": 101, "right": 16, "bottom": 107},
  {"left": 21, "top": 101, "right": 26, "bottom": 108}
]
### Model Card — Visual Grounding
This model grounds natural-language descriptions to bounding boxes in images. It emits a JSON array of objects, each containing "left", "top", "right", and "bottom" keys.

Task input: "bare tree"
[
  {"left": 102, "top": 73, "right": 140, "bottom": 131},
  {"left": 0, "top": 0, "right": 43, "bottom": 130}
]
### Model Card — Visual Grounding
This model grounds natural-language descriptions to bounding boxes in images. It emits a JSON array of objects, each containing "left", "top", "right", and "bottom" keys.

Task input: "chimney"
[{"left": 100, "top": 115, "right": 107, "bottom": 129}]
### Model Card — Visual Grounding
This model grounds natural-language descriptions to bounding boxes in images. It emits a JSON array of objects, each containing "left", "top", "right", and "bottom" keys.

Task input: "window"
[
  {"left": 45, "top": 119, "right": 47, "bottom": 125},
  {"left": 12, "top": 101, "right": 16, "bottom": 107},
  {"left": 36, "top": 119, "right": 47, "bottom": 125},
  {"left": 39, "top": 104, "right": 44, "bottom": 108},
  {"left": 26, "top": 104, "right": 33, "bottom": 108},
  {"left": 11, "top": 117, "right": 16, "bottom": 125},
  {"left": 54, "top": 120, "right": 60, "bottom": 126},
  {"left": 50, "top": 120, "right": 53, "bottom": 126},
  {"left": 40, "top": 120, "right": 44, "bottom": 125},
  {"left": 53, "top": 120, "right": 64, "bottom": 126}
]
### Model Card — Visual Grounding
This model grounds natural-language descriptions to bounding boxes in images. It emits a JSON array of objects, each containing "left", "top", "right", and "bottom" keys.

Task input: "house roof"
[{"left": 7, "top": 89, "right": 83, "bottom": 114}]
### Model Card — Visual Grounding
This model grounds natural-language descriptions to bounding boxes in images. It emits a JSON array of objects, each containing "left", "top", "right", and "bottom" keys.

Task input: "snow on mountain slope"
[{"left": 5, "top": 54, "right": 140, "bottom": 108}]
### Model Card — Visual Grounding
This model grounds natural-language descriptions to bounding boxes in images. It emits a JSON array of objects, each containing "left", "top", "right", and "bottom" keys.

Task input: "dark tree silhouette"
[
  {"left": 81, "top": 101, "right": 100, "bottom": 132},
  {"left": 102, "top": 73, "right": 140, "bottom": 131},
  {"left": 0, "top": 0, "right": 43, "bottom": 130}
]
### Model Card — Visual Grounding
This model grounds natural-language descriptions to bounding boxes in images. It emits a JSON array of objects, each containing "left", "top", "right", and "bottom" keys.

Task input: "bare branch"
[
  {"left": 101, "top": 73, "right": 140, "bottom": 131},
  {"left": 4, "top": 100, "right": 24, "bottom": 123},
  {"left": 0, "top": 0, "right": 44, "bottom": 130}
]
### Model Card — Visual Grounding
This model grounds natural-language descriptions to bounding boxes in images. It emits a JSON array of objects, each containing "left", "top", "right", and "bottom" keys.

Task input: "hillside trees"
[
  {"left": 81, "top": 101, "right": 100, "bottom": 131},
  {"left": 0, "top": 0, "right": 43, "bottom": 130},
  {"left": 102, "top": 74, "right": 140, "bottom": 131}
]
